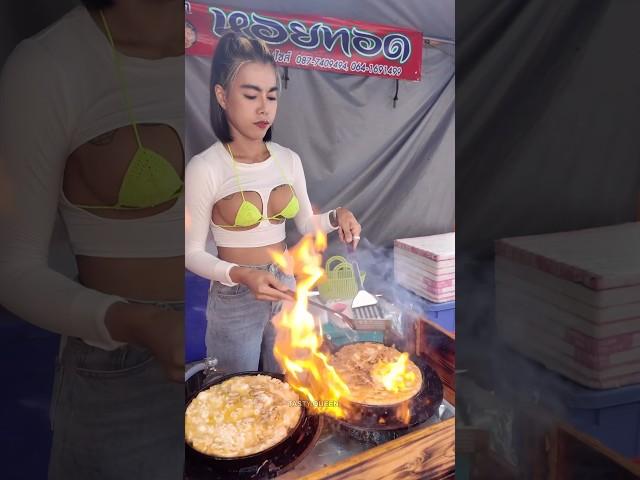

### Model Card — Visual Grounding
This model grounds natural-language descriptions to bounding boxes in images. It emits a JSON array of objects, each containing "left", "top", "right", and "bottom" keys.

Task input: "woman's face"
[
  {"left": 215, "top": 61, "right": 278, "bottom": 142},
  {"left": 185, "top": 24, "right": 196, "bottom": 49}
]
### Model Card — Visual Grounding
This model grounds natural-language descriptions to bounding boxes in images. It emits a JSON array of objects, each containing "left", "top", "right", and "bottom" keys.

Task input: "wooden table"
[{"left": 283, "top": 417, "right": 455, "bottom": 480}]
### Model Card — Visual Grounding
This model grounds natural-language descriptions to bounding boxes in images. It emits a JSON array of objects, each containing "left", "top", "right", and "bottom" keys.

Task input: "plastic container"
[
  {"left": 555, "top": 380, "right": 640, "bottom": 458},
  {"left": 185, "top": 271, "right": 209, "bottom": 363},
  {"left": 421, "top": 299, "right": 456, "bottom": 333},
  {"left": 0, "top": 306, "right": 53, "bottom": 341},
  {"left": 0, "top": 309, "right": 58, "bottom": 479},
  {"left": 496, "top": 345, "right": 640, "bottom": 458}
]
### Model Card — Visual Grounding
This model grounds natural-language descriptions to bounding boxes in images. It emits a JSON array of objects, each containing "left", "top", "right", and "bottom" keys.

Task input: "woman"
[{"left": 185, "top": 33, "right": 361, "bottom": 374}]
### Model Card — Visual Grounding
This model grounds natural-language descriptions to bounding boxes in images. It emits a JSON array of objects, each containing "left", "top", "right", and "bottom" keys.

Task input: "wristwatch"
[{"left": 329, "top": 208, "right": 339, "bottom": 228}]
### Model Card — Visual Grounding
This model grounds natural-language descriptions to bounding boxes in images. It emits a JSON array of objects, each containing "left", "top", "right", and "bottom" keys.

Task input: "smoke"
[{"left": 456, "top": 253, "right": 572, "bottom": 471}]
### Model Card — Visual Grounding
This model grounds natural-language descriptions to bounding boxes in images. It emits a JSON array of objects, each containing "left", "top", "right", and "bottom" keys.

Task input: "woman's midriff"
[
  {"left": 76, "top": 256, "right": 184, "bottom": 301},
  {"left": 217, "top": 241, "right": 286, "bottom": 266}
]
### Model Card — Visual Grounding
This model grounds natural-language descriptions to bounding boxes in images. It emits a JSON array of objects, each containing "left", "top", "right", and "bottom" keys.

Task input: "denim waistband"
[{"left": 237, "top": 262, "right": 276, "bottom": 270}]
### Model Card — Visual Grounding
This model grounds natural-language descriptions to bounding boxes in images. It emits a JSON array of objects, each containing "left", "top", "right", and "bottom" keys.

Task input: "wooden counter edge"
[
  {"left": 418, "top": 315, "right": 456, "bottom": 340},
  {"left": 298, "top": 417, "right": 455, "bottom": 480},
  {"left": 549, "top": 421, "right": 640, "bottom": 479}
]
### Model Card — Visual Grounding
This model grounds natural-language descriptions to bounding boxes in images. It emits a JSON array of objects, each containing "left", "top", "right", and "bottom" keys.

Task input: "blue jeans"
[
  {"left": 205, "top": 263, "right": 295, "bottom": 374},
  {"left": 48, "top": 301, "right": 184, "bottom": 480}
]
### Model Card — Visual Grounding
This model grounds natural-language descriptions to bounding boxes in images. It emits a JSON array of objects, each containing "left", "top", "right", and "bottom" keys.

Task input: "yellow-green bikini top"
[
  {"left": 75, "top": 11, "right": 184, "bottom": 210},
  {"left": 218, "top": 143, "right": 300, "bottom": 228}
]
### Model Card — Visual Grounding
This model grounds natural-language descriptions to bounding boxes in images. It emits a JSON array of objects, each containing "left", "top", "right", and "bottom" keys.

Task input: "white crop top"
[
  {"left": 185, "top": 142, "right": 338, "bottom": 285},
  {"left": 0, "top": 7, "right": 183, "bottom": 350}
]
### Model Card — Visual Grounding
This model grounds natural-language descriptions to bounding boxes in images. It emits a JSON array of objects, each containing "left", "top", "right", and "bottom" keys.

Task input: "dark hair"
[
  {"left": 80, "top": 0, "right": 115, "bottom": 9},
  {"left": 210, "top": 33, "right": 280, "bottom": 143}
]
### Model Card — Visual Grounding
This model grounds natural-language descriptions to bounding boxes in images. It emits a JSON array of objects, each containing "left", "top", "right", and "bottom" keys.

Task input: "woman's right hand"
[
  {"left": 230, "top": 266, "right": 291, "bottom": 302},
  {"left": 105, "top": 302, "right": 184, "bottom": 383}
]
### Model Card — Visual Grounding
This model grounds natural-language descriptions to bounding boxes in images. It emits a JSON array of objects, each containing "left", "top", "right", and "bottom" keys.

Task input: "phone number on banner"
[{"left": 294, "top": 54, "right": 403, "bottom": 77}]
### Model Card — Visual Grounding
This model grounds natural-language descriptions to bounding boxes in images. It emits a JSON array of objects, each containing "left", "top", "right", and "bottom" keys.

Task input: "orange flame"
[
  {"left": 371, "top": 352, "right": 417, "bottom": 393},
  {"left": 271, "top": 231, "right": 351, "bottom": 418},
  {"left": 372, "top": 352, "right": 415, "bottom": 424}
]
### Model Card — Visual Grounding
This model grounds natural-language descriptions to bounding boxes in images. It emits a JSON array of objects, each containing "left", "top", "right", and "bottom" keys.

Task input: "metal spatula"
[
  {"left": 350, "top": 261, "right": 384, "bottom": 320},
  {"left": 284, "top": 290, "right": 357, "bottom": 330}
]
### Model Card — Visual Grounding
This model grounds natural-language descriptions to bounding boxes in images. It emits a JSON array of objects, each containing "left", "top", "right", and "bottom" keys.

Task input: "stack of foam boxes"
[
  {"left": 494, "top": 222, "right": 640, "bottom": 459},
  {"left": 495, "top": 222, "right": 640, "bottom": 389},
  {"left": 394, "top": 232, "right": 455, "bottom": 303}
]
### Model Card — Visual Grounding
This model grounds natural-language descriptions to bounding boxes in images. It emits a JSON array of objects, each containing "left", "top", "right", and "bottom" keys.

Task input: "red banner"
[{"left": 184, "top": 2, "right": 423, "bottom": 81}]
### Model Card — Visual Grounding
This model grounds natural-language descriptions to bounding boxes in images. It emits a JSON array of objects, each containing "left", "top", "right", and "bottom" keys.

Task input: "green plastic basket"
[{"left": 318, "top": 256, "right": 366, "bottom": 301}]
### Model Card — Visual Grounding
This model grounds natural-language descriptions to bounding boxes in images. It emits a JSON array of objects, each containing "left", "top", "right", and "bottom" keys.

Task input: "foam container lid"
[
  {"left": 496, "top": 222, "right": 640, "bottom": 290},
  {"left": 395, "top": 232, "right": 455, "bottom": 261}
]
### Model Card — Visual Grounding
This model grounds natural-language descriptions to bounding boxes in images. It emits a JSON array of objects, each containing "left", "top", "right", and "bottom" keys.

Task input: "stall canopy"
[
  {"left": 456, "top": 0, "right": 640, "bottom": 256},
  {"left": 186, "top": 0, "right": 455, "bottom": 247}
]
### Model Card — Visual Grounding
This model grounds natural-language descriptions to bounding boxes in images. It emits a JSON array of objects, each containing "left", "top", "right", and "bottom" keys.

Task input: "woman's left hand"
[{"left": 336, "top": 207, "right": 362, "bottom": 249}]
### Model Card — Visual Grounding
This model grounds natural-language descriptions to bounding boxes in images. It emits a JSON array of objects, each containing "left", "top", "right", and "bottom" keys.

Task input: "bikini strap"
[
  {"left": 267, "top": 144, "right": 295, "bottom": 194},
  {"left": 225, "top": 143, "right": 246, "bottom": 201},
  {"left": 99, "top": 10, "right": 143, "bottom": 149}
]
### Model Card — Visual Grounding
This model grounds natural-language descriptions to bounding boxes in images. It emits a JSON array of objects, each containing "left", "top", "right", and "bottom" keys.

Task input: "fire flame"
[
  {"left": 371, "top": 352, "right": 416, "bottom": 424},
  {"left": 270, "top": 231, "right": 351, "bottom": 418},
  {"left": 270, "top": 231, "right": 415, "bottom": 424},
  {"left": 371, "top": 352, "right": 417, "bottom": 393}
]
